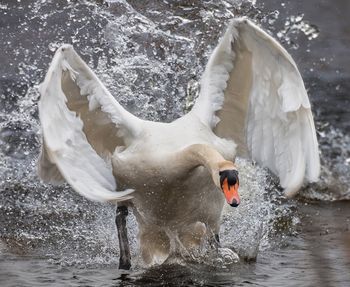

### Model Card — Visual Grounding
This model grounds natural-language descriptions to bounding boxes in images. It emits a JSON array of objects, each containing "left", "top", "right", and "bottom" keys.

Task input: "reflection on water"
[{"left": 0, "top": 0, "right": 350, "bottom": 286}]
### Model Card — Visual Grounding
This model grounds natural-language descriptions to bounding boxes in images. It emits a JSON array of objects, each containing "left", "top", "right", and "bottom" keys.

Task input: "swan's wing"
[
  {"left": 38, "top": 44, "right": 141, "bottom": 202},
  {"left": 191, "top": 18, "right": 320, "bottom": 196}
]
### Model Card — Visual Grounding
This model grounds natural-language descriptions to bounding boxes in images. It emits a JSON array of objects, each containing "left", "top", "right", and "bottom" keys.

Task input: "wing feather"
[
  {"left": 192, "top": 18, "right": 320, "bottom": 196},
  {"left": 38, "top": 45, "right": 139, "bottom": 202}
]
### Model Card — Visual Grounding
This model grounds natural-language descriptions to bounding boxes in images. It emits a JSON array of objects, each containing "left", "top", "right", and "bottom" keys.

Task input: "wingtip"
[
  {"left": 229, "top": 17, "right": 251, "bottom": 26},
  {"left": 283, "top": 187, "right": 301, "bottom": 198},
  {"left": 53, "top": 44, "right": 75, "bottom": 59},
  {"left": 58, "top": 44, "right": 74, "bottom": 52}
]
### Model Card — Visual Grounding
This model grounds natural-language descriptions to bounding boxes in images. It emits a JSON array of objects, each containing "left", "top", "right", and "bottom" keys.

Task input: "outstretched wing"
[
  {"left": 38, "top": 44, "right": 141, "bottom": 202},
  {"left": 191, "top": 18, "right": 320, "bottom": 196}
]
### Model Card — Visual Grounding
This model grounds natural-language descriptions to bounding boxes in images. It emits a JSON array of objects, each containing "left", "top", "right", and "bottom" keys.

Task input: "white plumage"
[
  {"left": 38, "top": 18, "right": 320, "bottom": 265},
  {"left": 192, "top": 19, "right": 319, "bottom": 196}
]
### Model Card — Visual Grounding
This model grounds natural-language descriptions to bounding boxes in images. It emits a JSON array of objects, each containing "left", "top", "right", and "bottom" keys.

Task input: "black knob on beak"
[{"left": 230, "top": 199, "right": 239, "bottom": 207}]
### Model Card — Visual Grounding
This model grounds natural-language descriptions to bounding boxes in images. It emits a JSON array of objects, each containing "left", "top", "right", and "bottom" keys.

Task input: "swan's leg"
[
  {"left": 215, "top": 233, "right": 220, "bottom": 244},
  {"left": 178, "top": 221, "right": 207, "bottom": 249},
  {"left": 139, "top": 227, "right": 170, "bottom": 265},
  {"left": 115, "top": 205, "right": 131, "bottom": 270}
]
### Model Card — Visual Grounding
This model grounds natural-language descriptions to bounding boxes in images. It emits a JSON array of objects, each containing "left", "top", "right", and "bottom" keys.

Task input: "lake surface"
[{"left": 0, "top": 0, "right": 349, "bottom": 286}]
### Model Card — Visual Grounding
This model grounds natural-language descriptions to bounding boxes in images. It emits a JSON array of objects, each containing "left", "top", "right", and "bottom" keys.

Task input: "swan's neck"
[{"left": 178, "top": 144, "right": 235, "bottom": 187}]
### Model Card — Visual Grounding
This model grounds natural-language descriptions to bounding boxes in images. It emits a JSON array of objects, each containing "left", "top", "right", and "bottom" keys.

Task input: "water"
[{"left": 1, "top": 0, "right": 350, "bottom": 286}]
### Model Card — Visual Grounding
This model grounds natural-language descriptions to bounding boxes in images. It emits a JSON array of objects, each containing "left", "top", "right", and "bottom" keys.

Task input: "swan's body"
[
  {"left": 37, "top": 18, "right": 320, "bottom": 266},
  {"left": 113, "top": 115, "right": 234, "bottom": 228}
]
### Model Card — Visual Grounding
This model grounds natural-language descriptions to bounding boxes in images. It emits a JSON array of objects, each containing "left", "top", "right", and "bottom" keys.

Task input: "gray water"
[{"left": 0, "top": 0, "right": 350, "bottom": 286}]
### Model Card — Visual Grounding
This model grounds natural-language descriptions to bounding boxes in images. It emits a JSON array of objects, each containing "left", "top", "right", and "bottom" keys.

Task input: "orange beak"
[{"left": 222, "top": 178, "right": 240, "bottom": 207}]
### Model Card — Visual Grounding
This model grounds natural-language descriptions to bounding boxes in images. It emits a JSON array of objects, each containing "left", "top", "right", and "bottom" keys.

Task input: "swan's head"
[{"left": 219, "top": 169, "right": 240, "bottom": 207}]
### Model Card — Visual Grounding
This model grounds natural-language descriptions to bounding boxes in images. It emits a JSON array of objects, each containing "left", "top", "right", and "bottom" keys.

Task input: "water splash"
[
  {"left": 277, "top": 14, "right": 319, "bottom": 49},
  {"left": 0, "top": 0, "right": 344, "bottom": 269},
  {"left": 300, "top": 123, "right": 350, "bottom": 201}
]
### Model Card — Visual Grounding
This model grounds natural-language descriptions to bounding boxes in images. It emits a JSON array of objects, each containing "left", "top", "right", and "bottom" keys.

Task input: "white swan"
[{"left": 37, "top": 18, "right": 320, "bottom": 268}]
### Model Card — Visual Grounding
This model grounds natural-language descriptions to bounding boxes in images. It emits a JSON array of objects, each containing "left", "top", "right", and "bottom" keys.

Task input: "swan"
[{"left": 37, "top": 18, "right": 320, "bottom": 268}]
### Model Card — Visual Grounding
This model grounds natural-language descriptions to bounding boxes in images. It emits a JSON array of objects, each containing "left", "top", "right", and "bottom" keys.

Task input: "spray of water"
[{"left": 0, "top": 0, "right": 347, "bottom": 268}]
